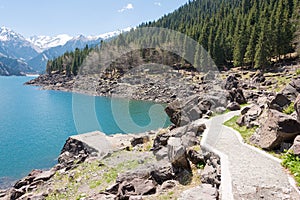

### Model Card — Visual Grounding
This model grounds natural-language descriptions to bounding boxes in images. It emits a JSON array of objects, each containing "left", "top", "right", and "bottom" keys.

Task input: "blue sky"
[{"left": 0, "top": 0, "right": 188, "bottom": 37}]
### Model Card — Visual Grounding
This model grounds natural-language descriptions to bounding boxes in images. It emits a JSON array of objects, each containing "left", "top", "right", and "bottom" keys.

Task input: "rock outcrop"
[{"left": 250, "top": 109, "right": 300, "bottom": 150}]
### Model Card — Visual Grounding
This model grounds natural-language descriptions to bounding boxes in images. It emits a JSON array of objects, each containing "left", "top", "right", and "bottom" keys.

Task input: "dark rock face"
[
  {"left": 225, "top": 75, "right": 239, "bottom": 90},
  {"left": 228, "top": 88, "right": 247, "bottom": 104},
  {"left": 250, "top": 109, "right": 300, "bottom": 150},
  {"left": 130, "top": 135, "right": 150, "bottom": 147},
  {"left": 269, "top": 93, "right": 291, "bottom": 112},
  {"left": 150, "top": 165, "right": 175, "bottom": 185},
  {"left": 226, "top": 102, "right": 241, "bottom": 111},
  {"left": 281, "top": 76, "right": 300, "bottom": 101},
  {"left": 187, "top": 149, "right": 205, "bottom": 165},
  {"left": 290, "top": 135, "right": 300, "bottom": 156}
]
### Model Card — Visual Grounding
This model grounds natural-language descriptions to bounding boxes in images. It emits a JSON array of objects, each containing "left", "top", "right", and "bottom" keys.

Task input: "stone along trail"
[{"left": 201, "top": 111, "right": 300, "bottom": 200}]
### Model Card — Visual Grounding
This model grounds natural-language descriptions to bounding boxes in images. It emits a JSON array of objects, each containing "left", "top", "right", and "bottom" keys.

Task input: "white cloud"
[
  {"left": 154, "top": 2, "right": 161, "bottom": 6},
  {"left": 118, "top": 3, "right": 134, "bottom": 13}
]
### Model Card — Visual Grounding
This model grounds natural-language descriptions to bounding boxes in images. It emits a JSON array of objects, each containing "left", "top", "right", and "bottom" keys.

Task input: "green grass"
[
  {"left": 296, "top": 68, "right": 300, "bottom": 76},
  {"left": 281, "top": 152, "right": 300, "bottom": 186},
  {"left": 46, "top": 153, "right": 144, "bottom": 200},
  {"left": 223, "top": 115, "right": 258, "bottom": 143},
  {"left": 283, "top": 102, "right": 295, "bottom": 115}
]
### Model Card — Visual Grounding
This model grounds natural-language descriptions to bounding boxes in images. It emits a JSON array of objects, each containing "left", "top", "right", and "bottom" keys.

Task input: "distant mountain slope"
[
  {"left": 0, "top": 27, "right": 130, "bottom": 75},
  {"left": 0, "top": 26, "right": 39, "bottom": 61},
  {"left": 0, "top": 56, "right": 33, "bottom": 76},
  {"left": 27, "top": 36, "right": 102, "bottom": 73}
]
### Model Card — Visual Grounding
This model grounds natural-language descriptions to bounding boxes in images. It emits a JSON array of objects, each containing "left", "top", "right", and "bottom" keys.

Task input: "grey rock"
[
  {"left": 252, "top": 70, "right": 266, "bottom": 83},
  {"left": 215, "top": 107, "right": 226, "bottom": 114},
  {"left": 281, "top": 76, "right": 300, "bottom": 101},
  {"left": 8, "top": 188, "right": 24, "bottom": 200},
  {"left": 290, "top": 135, "right": 300, "bottom": 156},
  {"left": 153, "top": 147, "right": 168, "bottom": 161},
  {"left": 33, "top": 170, "right": 55, "bottom": 182},
  {"left": 150, "top": 163, "right": 174, "bottom": 185},
  {"left": 237, "top": 104, "right": 263, "bottom": 128},
  {"left": 130, "top": 179, "right": 156, "bottom": 195},
  {"left": 181, "top": 132, "right": 198, "bottom": 147},
  {"left": 159, "top": 180, "right": 177, "bottom": 191},
  {"left": 201, "top": 164, "right": 220, "bottom": 188},
  {"left": 228, "top": 88, "right": 247, "bottom": 105},
  {"left": 178, "top": 184, "right": 218, "bottom": 200},
  {"left": 167, "top": 137, "right": 191, "bottom": 171}
]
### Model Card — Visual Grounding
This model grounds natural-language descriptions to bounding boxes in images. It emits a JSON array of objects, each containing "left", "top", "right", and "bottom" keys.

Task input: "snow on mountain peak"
[
  {"left": 27, "top": 34, "right": 73, "bottom": 51},
  {"left": 0, "top": 26, "right": 25, "bottom": 42}
]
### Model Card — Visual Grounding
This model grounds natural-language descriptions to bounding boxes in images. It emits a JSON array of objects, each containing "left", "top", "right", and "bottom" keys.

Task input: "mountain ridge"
[{"left": 0, "top": 26, "right": 131, "bottom": 75}]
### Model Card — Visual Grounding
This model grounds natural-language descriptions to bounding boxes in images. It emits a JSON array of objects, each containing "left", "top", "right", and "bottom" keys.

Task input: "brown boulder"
[
  {"left": 250, "top": 109, "right": 300, "bottom": 150},
  {"left": 290, "top": 135, "right": 300, "bottom": 156}
]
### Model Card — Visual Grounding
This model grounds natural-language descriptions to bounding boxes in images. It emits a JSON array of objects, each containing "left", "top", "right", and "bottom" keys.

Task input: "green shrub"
[
  {"left": 281, "top": 152, "right": 300, "bottom": 186},
  {"left": 283, "top": 103, "right": 295, "bottom": 115}
]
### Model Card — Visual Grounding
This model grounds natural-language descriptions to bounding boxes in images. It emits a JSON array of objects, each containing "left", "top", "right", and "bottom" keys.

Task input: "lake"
[{"left": 0, "top": 76, "right": 169, "bottom": 188}]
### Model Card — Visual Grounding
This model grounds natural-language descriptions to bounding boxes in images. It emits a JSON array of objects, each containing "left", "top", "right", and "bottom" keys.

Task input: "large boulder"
[
  {"left": 269, "top": 93, "right": 291, "bottom": 112},
  {"left": 165, "top": 96, "right": 200, "bottom": 127},
  {"left": 294, "top": 94, "right": 300, "bottom": 121},
  {"left": 224, "top": 75, "right": 239, "bottom": 90},
  {"left": 250, "top": 109, "right": 300, "bottom": 150},
  {"left": 290, "top": 135, "right": 300, "bottom": 156},
  {"left": 281, "top": 76, "right": 300, "bottom": 101},
  {"left": 237, "top": 105, "right": 263, "bottom": 128},
  {"left": 167, "top": 137, "right": 191, "bottom": 172},
  {"left": 226, "top": 102, "right": 241, "bottom": 111},
  {"left": 228, "top": 88, "right": 247, "bottom": 104},
  {"left": 165, "top": 92, "right": 227, "bottom": 127}
]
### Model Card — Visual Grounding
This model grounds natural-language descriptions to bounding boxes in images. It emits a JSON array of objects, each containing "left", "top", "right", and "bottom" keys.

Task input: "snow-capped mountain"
[
  {"left": 0, "top": 26, "right": 131, "bottom": 75},
  {"left": 0, "top": 26, "right": 39, "bottom": 61},
  {"left": 27, "top": 34, "right": 73, "bottom": 51}
]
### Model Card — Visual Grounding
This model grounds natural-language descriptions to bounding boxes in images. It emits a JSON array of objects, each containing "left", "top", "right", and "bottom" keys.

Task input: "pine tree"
[
  {"left": 254, "top": 22, "right": 270, "bottom": 69},
  {"left": 245, "top": 25, "right": 258, "bottom": 67}
]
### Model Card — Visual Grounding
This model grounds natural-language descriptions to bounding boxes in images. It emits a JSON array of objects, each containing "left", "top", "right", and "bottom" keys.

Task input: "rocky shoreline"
[{"left": 2, "top": 63, "right": 299, "bottom": 199}]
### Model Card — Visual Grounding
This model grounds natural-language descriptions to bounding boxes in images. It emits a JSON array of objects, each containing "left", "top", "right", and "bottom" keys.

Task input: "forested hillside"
[
  {"left": 142, "top": 0, "right": 300, "bottom": 69},
  {"left": 47, "top": 0, "right": 300, "bottom": 76},
  {"left": 46, "top": 45, "right": 93, "bottom": 75}
]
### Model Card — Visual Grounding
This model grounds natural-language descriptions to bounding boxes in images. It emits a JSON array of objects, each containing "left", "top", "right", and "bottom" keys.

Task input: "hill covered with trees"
[
  {"left": 46, "top": 0, "right": 300, "bottom": 76},
  {"left": 142, "top": 0, "right": 300, "bottom": 69}
]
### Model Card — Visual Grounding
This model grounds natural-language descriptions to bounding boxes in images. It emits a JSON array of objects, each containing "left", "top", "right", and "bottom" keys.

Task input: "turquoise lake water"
[{"left": 0, "top": 76, "right": 169, "bottom": 188}]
